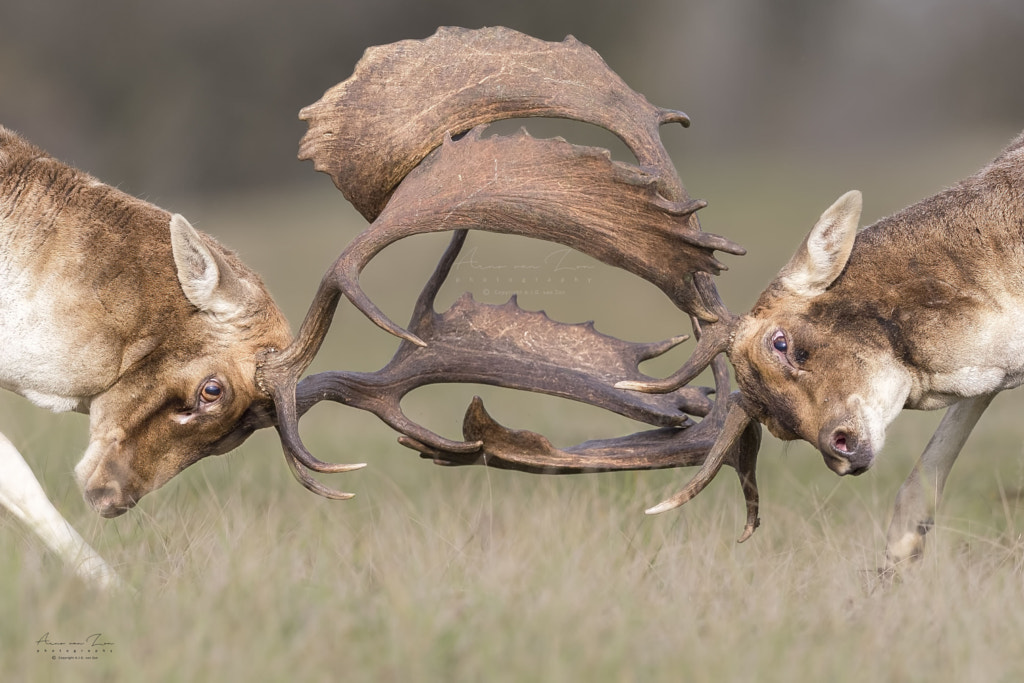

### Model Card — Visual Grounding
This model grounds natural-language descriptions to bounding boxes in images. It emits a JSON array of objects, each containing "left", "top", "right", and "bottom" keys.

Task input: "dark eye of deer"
[
  {"left": 199, "top": 380, "right": 223, "bottom": 403},
  {"left": 771, "top": 331, "right": 788, "bottom": 354}
]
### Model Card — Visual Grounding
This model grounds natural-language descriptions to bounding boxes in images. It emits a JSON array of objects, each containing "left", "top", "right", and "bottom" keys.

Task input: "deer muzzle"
[
  {"left": 76, "top": 439, "right": 143, "bottom": 518},
  {"left": 818, "top": 419, "right": 874, "bottom": 476},
  {"left": 84, "top": 480, "right": 135, "bottom": 518}
]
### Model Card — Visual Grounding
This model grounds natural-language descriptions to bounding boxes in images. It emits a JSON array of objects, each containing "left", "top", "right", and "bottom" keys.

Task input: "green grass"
[
  {"left": 6, "top": 396, "right": 1024, "bottom": 682},
  {"left": 5, "top": 130, "right": 1024, "bottom": 681}
]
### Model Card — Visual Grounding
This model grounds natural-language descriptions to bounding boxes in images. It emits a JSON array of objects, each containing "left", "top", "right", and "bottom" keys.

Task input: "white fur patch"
[
  {"left": 0, "top": 272, "right": 114, "bottom": 409},
  {"left": 850, "top": 364, "right": 913, "bottom": 455},
  {"left": 19, "top": 390, "right": 86, "bottom": 413},
  {"left": 886, "top": 530, "right": 924, "bottom": 562},
  {"left": 908, "top": 292, "right": 1024, "bottom": 407}
]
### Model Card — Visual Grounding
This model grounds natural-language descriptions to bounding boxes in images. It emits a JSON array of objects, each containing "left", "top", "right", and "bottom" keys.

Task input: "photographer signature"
[{"left": 37, "top": 633, "right": 114, "bottom": 648}]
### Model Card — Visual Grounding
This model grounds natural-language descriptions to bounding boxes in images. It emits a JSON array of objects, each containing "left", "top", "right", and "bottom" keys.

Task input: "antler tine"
[
  {"left": 615, "top": 318, "right": 730, "bottom": 394},
  {"left": 255, "top": 260, "right": 368, "bottom": 498},
  {"left": 643, "top": 398, "right": 752, "bottom": 514},
  {"left": 616, "top": 272, "right": 738, "bottom": 394},
  {"left": 734, "top": 417, "right": 762, "bottom": 543}
]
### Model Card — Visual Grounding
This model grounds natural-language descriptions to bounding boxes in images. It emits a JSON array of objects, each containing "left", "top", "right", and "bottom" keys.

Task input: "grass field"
[{"left": 4, "top": 129, "right": 1024, "bottom": 682}]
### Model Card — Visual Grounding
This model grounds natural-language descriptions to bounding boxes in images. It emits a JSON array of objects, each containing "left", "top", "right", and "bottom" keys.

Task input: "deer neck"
[{"left": 814, "top": 173, "right": 1024, "bottom": 408}]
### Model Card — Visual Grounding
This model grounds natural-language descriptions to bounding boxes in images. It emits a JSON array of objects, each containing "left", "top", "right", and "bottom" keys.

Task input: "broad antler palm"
[{"left": 255, "top": 26, "right": 760, "bottom": 539}]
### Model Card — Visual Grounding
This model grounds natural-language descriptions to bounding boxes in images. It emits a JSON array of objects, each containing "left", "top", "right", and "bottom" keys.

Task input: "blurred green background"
[
  {"left": 4, "top": 0, "right": 1022, "bottom": 320},
  {"left": 4, "top": 2, "right": 1024, "bottom": 681},
  {"left": 4, "top": 0, "right": 1023, "bottom": 202}
]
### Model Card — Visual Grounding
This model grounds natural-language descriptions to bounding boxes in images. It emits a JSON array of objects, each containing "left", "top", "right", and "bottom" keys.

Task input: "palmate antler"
[{"left": 256, "top": 26, "right": 759, "bottom": 538}]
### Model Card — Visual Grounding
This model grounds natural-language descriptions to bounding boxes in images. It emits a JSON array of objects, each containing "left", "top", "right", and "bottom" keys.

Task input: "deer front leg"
[
  {"left": 884, "top": 394, "right": 996, "bottom": 569},
  {"left": 0, "top": 432, "right": 123, "bottom": 590}
]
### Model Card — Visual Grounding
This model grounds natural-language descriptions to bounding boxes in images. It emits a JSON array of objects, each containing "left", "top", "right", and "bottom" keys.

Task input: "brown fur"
[
  {"left": 728, "top": 132, "right": 1024, "bottom": 564},
  {"left": 0, "top": 126, "right": 292, "bottom": 517}
]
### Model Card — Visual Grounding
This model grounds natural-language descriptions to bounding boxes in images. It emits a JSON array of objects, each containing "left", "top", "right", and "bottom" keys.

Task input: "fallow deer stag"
[
  {"left": 0, "top": 126, "right": 364, "bottom": 589},
  {"left": 270, "top": 26, "right": 1024, "bottom": 569},
  {"left": 1, "top": 25, "right": 758, "bottom": 591}
]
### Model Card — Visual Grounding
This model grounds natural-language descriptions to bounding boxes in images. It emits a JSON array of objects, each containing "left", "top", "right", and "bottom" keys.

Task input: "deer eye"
[
  {"left": 199, "top": 379, "right": 224, "bottom": 404},
  {"left": 770, "top": 329, "right": 802, "bottom": 371},
  {"left": 771, "top": 330, "right": 789, "bottom": 354}
]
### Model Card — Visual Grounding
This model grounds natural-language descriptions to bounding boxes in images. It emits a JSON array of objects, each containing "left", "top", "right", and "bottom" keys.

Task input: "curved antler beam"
[
  {"left": 291, "top": 231, "right": 715, "bottom": 454},
  {"left": 257, "top": 230, "right": 719, "bottom": 492},
  {"left": 399, "top": 357, "right": 762, "bottom": 542},
  {"left": 260, "top": 27, "right": 759, "bottom": 526},
  {"left": 332, "top": 129, "right": 743, "bottom": 346}
]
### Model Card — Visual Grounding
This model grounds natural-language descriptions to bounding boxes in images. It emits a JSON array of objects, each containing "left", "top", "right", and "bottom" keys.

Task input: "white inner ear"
[
  {"left": 779, "top": 190, "right": 862, "bottom": 297},
  {"left": 170, "top": 214, "right": 220, "bottom": 307},
  {"left": 169, "top": 213, "right": 245, "bottom": 319}
]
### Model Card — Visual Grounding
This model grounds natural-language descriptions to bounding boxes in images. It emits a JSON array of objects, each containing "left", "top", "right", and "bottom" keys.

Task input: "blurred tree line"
[{"left": 2, "top": 0, "right": 1022, "bottom": 202}]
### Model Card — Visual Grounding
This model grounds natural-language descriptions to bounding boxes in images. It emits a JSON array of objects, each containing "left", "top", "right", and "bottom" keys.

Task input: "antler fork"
[{"left": 256, "top": 27, "right": 759, "bottom": 537}]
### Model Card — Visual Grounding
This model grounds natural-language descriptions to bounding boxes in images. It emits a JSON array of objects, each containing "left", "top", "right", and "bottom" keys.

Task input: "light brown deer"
[
  {"left": 0, "top": 127, "right": 363, "bottom": 588},
  {"left": 2, "top": 27, "right": 743, "bottom": 590}
]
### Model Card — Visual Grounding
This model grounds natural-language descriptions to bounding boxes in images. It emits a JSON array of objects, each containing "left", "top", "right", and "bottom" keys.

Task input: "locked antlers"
[{"left": 257, "top": 26, "right": 759, "bottom": 537}]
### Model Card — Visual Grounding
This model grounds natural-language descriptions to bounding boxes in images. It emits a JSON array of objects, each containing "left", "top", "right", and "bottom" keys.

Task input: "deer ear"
[
  {"left": 169, "top": 214, "right": 248, "bottom": 318},
  {"left": 777, "top": 190, "right": 862, "bottom": 297}
]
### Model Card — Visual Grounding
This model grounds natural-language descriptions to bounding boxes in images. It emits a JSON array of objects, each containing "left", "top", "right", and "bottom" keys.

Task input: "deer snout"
[
  {"left": 818, "top": 422, "right": 874, "bottom": 476},
  {"left": 76, "top": 440, "right": 140, "bottom": 518},
  {"left": 84, "top": 480, "right": 136, "bottom": 518}
]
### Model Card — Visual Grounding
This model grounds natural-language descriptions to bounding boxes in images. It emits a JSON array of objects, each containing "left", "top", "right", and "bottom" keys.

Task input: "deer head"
[
  {"left": 623, "top": 191, "right": 888, "bottom": 471},
  {"left": 726, "top": 190, "right": 910, "bottom": 476},
  {"left": 71, "top": 213, "right": 300, "bottom": 517},
  {"left": 0, "top": 125, "right": 310, "bottom": 518}
]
